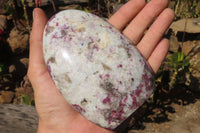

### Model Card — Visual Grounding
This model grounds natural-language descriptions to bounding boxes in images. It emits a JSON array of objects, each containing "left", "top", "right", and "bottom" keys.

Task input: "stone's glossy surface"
[{"left": 43, "top": 10, "right": 155, "bottom": 129}]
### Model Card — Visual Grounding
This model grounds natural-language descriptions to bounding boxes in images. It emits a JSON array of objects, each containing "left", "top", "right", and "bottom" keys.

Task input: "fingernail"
[
  {"left": 33, "top": 8, "right": 36, "bottom": 21},
  {"left": 33, "top": 8, "right": 39, "bottom": 21}
]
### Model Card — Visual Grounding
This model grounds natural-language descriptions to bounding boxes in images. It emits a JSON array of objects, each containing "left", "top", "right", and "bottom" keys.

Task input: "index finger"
[{"left": 108, "top": 0, "right": 145, "bottom": 31}]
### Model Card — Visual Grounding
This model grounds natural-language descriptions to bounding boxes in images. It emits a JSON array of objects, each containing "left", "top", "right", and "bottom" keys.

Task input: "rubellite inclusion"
[{"left": 43, "top": 10, "right": 155, "bottom": 129}]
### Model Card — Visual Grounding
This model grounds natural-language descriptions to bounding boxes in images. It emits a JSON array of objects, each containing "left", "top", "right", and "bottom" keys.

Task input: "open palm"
[{"left": 28, "top": 0, "right": 174, "bottom": 133}]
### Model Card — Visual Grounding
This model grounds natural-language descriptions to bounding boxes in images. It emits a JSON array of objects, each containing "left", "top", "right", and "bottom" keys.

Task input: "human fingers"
[
  {"left": 147, "top": 38, "right": 169, "bottom": 73},
  {"left": 123, "top": 0, "right": 168, "bottom": 44},
  {"left": 108, "top": 0, "right": 145, "bottom": 31},
  {"left": 137, "top": 8, "right": 174, "bottom": 59}
]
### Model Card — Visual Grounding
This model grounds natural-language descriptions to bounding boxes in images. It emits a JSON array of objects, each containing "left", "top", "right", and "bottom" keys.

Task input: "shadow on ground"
[{"left": 124, "top": 75, "right": 200, "bottom": 132}]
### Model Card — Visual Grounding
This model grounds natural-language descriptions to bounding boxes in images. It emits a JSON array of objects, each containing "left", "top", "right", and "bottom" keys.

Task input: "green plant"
[
  {"left": 4, "top": 0, "right": 18, "bottom": 28},
  {"left": 0, "top": 64, "right": 4, "bottom": 73},
  {"left": 4, "top": 0, "right": 31, "bottom": 30},
  {"left": 77, "top": 6, "right": 90, "bottom": 12},
  {"left": 21, "top": 86, "right": 35, "bottom": 106},
  {"left": 3, "top": 1, "right": 15, "bottom": 16},
  {"left": 174, "top": 0, "right": 200, "bottom": 18},
  {"left": 21, "top": 94, "right": 35, "bottom": 106},
  {"left": 21, "top": 0, "right": 29, "bottom": 27},
  {"left": 166, "top": 52, "right": 190, "bottom": 89},
  {"left": 0, "top": 63, "right": 6, "bottom": 76}
]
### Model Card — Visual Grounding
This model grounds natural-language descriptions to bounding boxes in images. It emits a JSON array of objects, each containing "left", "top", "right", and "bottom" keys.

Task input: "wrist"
[{"left": 37, "top": 116, "right": 115, "bottom": 133}]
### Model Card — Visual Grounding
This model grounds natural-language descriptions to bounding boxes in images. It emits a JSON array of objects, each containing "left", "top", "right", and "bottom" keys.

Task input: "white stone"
[{"left": 43, "top": 10, "right": 155, "bottom": 129}]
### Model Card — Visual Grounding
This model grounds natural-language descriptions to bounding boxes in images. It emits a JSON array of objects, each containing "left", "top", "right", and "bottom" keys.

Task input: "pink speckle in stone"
[
  {"left": 99, "top": 74, "right": 110, "bottom": 79},
  {"left": 99, "top": 74, "right": 103, "bottom": 79},
  {"left": 137, "top": 83, "right": 144, "bottom": 89},
  {"left": 72, "top": 104, "right": 86, "bottom": 113},
  {"left": 69, "top": 37, "right": 72, "bottom": 41},
  {"left": 105, "top": 74, "right": 110, "bottom": 78},
  {"left": 93, "top": 45, "right": 99, "bottom": 51},
  {"left": 52, "top": 33, "right": 57, "bottom": 39},
  {"left": 130, "top": 94, "right": 140, "bottom": 109},
  {"left": 118, "top": 81, "right": 122, "bottom": 84},
  {"left": 107, "top": 109, "right": 125, "bottom": 124},
  {"left": 135, "top": 88, "right": 142, "bottom": 97},
  {"left": 62, "top": 25, "right": 70, "bottom": 30},
  {"left": 130, "top": 94, "right": 136, "bottom": 102},
  {"left": 117, "top": 64, "right": 123, "bottom": 68},
  {"left": 142, "top": 74, "right": 149, "bottom": 80},
  {"left": 123, "top": 96, "right": 128, "bottom": 103},
  {"left": 103, "top": 95, "right": 111, "bottom": 104},
  {"left": 89, "top": 37, "right": 94, "bottom": 43},
  {"left": 71, "top": 28, "right": 76, "bottom": 33}
]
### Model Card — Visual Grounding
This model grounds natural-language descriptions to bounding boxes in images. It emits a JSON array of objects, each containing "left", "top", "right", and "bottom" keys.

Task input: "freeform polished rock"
[{"left": 43, "top": 10, "right": 155, "bottom": 129}]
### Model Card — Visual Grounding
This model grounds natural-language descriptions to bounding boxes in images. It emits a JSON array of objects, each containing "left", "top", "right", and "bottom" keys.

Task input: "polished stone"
[{"left": 43, "top": 10, "right": 155, "bottom": 129}]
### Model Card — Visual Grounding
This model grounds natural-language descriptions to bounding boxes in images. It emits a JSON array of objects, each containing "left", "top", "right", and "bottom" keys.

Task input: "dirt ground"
[{"left": 128, "top": 88, "right": 200, "bottom": 133}]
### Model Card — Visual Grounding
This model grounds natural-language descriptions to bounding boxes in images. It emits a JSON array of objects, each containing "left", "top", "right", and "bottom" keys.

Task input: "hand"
[{"left": 28, "top": 0, "right": 174, "bottom": 133}]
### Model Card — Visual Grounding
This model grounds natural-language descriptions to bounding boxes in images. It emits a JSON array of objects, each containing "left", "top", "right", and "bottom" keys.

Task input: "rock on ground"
[
  {"left": 7, "top": 27, "right": 29, "bottom": 55},
  {"left": 0, "top": 15, "right": 7, "bottom": 31},
  {"left": 0, "top": 91, "right": 14, "bottom": 104},
  {"left": 170, "top": 18, "right": 200, "bottom": 34},
  {"left": 0, "top": 0, "right": 9, "bottom": 14},
  {"left": 0, "top": 104, "right": 38, "bottom": 133}
]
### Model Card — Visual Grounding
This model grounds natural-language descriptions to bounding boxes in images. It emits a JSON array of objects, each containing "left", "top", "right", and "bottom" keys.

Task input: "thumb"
[
  {"left": 28, "top": 8, "right": 76, "bottom": 121},
  {"left": 28, "top": 8, "right": 55, "bottom": 95},
  {"left": 29, "top": 8, "right": 48, "bottom": 81}
]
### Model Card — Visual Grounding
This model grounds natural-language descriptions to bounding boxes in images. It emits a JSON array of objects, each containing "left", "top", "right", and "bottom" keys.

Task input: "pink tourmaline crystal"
[{"left": 43, "top": 10, "right": 155, "bottom": 129}]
